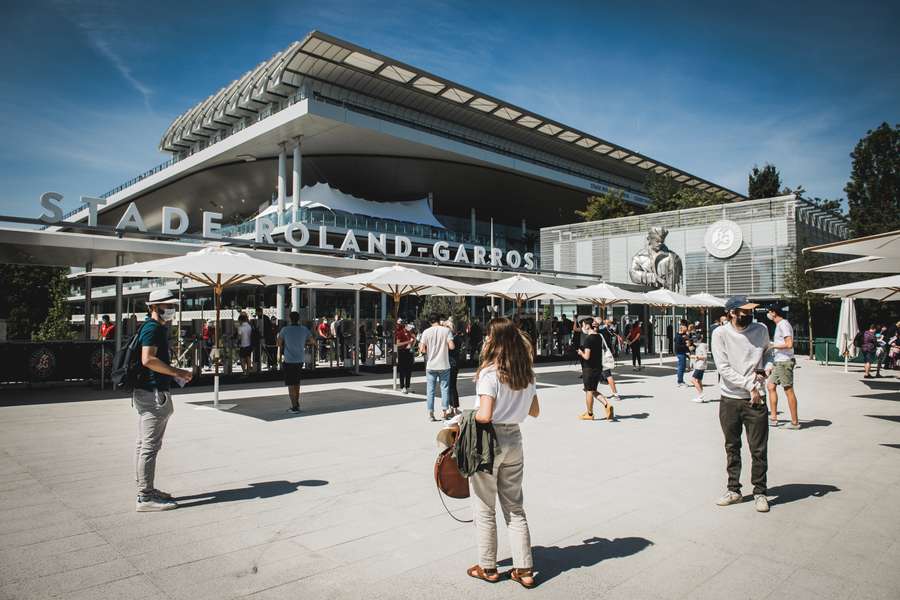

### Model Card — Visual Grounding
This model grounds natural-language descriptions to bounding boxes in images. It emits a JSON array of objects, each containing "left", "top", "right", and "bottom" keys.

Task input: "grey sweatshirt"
[{"left": 711, "top": 322, "right": 770, "bottom": 399}]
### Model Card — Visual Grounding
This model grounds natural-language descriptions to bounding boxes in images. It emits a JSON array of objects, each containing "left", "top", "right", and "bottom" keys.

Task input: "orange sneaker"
[{"left": 579, "top": 412, "right": 594, "bottom": 420}]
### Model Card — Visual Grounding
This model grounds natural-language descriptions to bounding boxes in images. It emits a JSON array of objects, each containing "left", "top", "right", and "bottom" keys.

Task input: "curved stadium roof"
[{"left": 160, "top": 30, "right": 745, "bottom": 201}]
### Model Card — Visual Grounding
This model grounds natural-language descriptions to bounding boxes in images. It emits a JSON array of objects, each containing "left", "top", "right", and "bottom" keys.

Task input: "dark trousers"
[
  {"left": 398, "top": 348, "right": 413, "bottom": 388},
  {"left": 631, "top": 343, "right": 641, "bottom": 366},
  {"left": 676, "top": 353, "right": 687, "bottom": 383},
  {"left": 719, "top": 396, "right": 769, "bottom": 495},
  {"left": 449, "top": 365, "right": 460, "bottom": 408}
]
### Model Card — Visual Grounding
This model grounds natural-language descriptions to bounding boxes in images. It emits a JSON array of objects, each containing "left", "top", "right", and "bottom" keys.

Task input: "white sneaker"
[
  {"left": 691, "top": 396, "right": 705, "bottom": 403},
  {"left": 136, "top": 495, "right": 177, "bottom": 512},
  {"left": 609, "top": 394, "right": 621, "bottom": 401},
  {"left": 402, "top": 388, "right": 409, "bottom": 394},
  {"left": 716, "top": 491, "right": 743, "bottom": 506},
  {"left": 755, "top": 494, "right": 770, "bottom": 512}
]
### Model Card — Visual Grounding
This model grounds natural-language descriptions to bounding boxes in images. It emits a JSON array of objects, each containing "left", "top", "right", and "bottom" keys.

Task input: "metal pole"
[
  {"left": 354, "top": 289, "right": 360, "bottom": 375},
  {"left": 114, "top": 254, "right": 123, "bottom": 353},
  {"left": 177, "top": 280, "right": 183, "bottom": 366},
  {"left": 83, "top": 262, "right": 92, "bottom": 340}
]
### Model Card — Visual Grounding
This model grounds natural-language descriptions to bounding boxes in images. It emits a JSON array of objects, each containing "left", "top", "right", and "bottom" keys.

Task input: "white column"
[
  {"left": 277, "top": 144, "right": 287, "bottom": 227},
  {"left": 277, "top": 143, "right": 287, "bottom": 319},
  {"left": 290, "top": 138, "right": 302, "bottom": 312}
]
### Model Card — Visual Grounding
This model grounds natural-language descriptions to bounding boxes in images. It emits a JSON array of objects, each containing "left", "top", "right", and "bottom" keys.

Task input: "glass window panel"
[
  {"left": 538, "top": 123, "right": 562, "bottom": 135},
  {"left": 557, "top": 131, "right": 580, "bottom": 142},
  {"left": 494, "top": 107, "right": 522, "bottom": 120},
  {"left": 379, "top": 64, "right": 416, "bottom": 83},
  {"left": 412, "top": 77, "right": 444, "bottom": 94},
  {"left": 594, "top": 144, "right": 613, "bottom": 154},
  {"left": 441, "top": 87, "right": 474, "bottom": 103},
  {"left": 470, "top": 97, "right": 497, "bottom": 112},
  {"left": 576, "top": 138, "right": 598, "bottom": 148},
  {"left": 624, "top": 155, "right": 642, "bottom": 164},
  {"left": 517, "top": 115, "right": 541, "bottom": 128},
  {"left": 343, "top": 51, "right": 383, "bottom": 72},
  {"left": 609, "top": 150, "right": 629, "bottom": 159}
]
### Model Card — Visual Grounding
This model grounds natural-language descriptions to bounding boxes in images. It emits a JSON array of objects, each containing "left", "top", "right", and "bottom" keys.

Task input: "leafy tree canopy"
[
  {"left": 844, "top": 122, "right": 900, "bottom": 237},
  {"left": 575, "top": 189, "right": 636, "bottom": 221},
  {"left": 0, "top": 264, "right": 75, "bottom": 340},
  {"left": 748, "top": 164, "right": 782, "bottom": 199}
]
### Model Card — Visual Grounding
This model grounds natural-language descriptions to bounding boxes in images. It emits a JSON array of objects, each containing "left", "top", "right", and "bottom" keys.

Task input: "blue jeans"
[
  {"left": 676, "top": 353, "right": 688, "bottom": 384},
  {"left": 426, "top": 368, "right": 451, "bottom": 413}
]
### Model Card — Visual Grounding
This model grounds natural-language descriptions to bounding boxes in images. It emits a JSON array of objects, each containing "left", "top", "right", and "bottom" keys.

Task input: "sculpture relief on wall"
[{"left": 629, "top": 226, "right": 683, "bottom": 291}]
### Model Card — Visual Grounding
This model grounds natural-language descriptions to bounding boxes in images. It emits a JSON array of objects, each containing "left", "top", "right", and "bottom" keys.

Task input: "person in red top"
[
  {"left": 626, "top": 320, "right": 643, "bottom": 371},
  {"left": 394, "top": 318, "right": 415, "bottom": 393},
  {"left": 99, "top": 315, "right": 116, "bottom": 341},
  {"left": 316, "top": 317, "right": 331, "bottom": 363}
]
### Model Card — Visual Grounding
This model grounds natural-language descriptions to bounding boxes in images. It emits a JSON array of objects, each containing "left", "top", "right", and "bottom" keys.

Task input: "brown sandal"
[
  {"left": 467, "top": 564, "right": 500, "bottom": 583},
  {"left": 509, "top": 568, "right": 536, "bottom": 588}
]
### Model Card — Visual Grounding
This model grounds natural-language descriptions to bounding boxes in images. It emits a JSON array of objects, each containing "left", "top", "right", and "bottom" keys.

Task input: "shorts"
[
  {"left": 692, "top": 369, "right": 704, "bottom": 381},
  {"left": 600, "top": 369, "right": 612, "bottom": 381},
  {"left": 861, "top": 350, "right": 876, "bottom": 364},
  {"left": 239, "top": 346, "right": 252, "bottom": 359},
  {"left": 769, "top": 360, "right": 795, "bottom": 387},
  {"left": 283, "top": 362, "right": 302, "bottom": 386},
  {"left": 582, "top": 368, "right": 603, "bottom": 392}
]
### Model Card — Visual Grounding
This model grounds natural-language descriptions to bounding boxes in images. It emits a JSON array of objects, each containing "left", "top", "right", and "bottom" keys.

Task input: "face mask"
[
  {"left": 161, "top": 307, "right": 177, "bottom": 322},
  {"left": 735, "top": 313, "right": 753, "bottom": 327}
]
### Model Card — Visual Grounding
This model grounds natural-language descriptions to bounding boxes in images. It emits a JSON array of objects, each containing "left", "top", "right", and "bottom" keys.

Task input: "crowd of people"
[{"left": 125, "top": 285, "right": 893, "bottom": 588}]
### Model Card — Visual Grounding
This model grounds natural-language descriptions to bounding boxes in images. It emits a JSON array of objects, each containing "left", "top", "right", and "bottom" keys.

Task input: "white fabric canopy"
[
  {"left": 90, "top": 246, "right": 334, "bottom": 286},
  {"left": 690, "top": 293, "right": 726, "bottom": 307},
  {"left": 258, "top": 183, "right": 445, "bottom": 229},
  {"left": 836, "top": 298, "right": 859, "bottom": 360},
  {"left": 644, "top": 289, "right": 715, "bottom": 307},
  {"left": 565, "top": 282, "right": 647, "bottom": 306},
  {"left": 474, "top": 274, "right": 575, "bottom": 304},
  {"left": 806, "top": 255, "right": 900, "bottom": 274},
  {"left": 805, "top": 229, "right": 900, "bottom": 259},
  {"left": 810, "top": 274, "right": 900, "bottom": 302},
  {"left": 332, "top": 264, "right": 477, "bottom": 297}
]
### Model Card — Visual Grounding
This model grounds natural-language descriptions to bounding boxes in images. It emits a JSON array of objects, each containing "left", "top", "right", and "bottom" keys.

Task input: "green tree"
[
  {"left": 748, "top": 164, "right": 782, "bottom": 199},
  {"left": 0, "top": 264, "right": 71, "bottom": 340},
  {"left": 645, "top": 172, "right": 681, "bottom": 212},
  {"left": 783, "top": 252, "right": 821, "bottom": 359},
  {"left": 575, "top": 189, "right": 635, "bottom": 221},
  {"left": 669, "top": 187, "right": 727, "bottom": 209},
  {"left": 33, "top": 269, "right": 76, "bottom": 341},
  {"left": 418, "top": 295, "right": 469, "bottom": 328},
  {"left": 844, "top": 122, "right": 900, "bottom": 237}
]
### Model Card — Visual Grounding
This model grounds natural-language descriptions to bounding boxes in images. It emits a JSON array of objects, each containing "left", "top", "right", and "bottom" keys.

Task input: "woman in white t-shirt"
[{"left": 467, "top": 318, "right": 540, "bottom": 589}]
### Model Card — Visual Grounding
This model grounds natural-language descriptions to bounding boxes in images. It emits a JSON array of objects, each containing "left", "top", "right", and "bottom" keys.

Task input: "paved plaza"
[{"left": 0, "top": 358, "right": 898, "bottom": 599}]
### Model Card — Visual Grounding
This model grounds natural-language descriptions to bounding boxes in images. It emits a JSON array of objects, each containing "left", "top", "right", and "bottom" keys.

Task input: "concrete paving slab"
[{"left": 0, "top": 359, "right": 897, "bottom": 598}]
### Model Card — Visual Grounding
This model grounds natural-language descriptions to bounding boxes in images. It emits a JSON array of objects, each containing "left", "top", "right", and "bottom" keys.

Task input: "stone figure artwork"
[{"left": 629, "top": 226, "right": 683, "bottom": 291}]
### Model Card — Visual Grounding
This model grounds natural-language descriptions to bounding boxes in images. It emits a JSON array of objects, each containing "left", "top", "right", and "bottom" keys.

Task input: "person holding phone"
[
  {"left": 466, "top": 318, "right": 540, "bottom": 588},
  {"left": 711, "top": 296, "right": 772, "bottom": 513}
]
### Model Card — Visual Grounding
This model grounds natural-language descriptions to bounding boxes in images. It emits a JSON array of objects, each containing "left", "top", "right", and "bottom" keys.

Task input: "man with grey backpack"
[{"left": 133, "top": 289, "right": 193, "bottom": 512}]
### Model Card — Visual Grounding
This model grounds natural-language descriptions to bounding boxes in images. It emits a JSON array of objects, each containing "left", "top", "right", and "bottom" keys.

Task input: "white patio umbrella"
[
  {"left": 474, "top": 274, "right": 575, "bottom": 316},
  {"left": 565, "top": 282, "right": 647, "bottom": 317},
  {"left": 690, "top": 293, "right": 726, "bottom": 345},
  {"left": 810, "top": 274, "right": 900, "bottom": 302},
  {"left": 90, "top": 245, "right": 335, "bottom": 407},
  {"left": 836, "top": 298, "right": 859, "bottom": 372},
  {"left": 318, "top": 264, "right": 477, "bottom": 386}
]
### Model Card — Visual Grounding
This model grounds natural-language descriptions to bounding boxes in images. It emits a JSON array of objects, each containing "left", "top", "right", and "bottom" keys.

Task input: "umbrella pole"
[
  {"left": 392, "top": 292, "right": 399, "bottom": 390},
  {"left": 214, "top": 284, "right": 221, "bottom": 409}
]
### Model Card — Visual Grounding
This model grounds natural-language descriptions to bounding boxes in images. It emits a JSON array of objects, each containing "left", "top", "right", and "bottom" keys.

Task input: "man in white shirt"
[
  {"left": 419, "top": 312, "right": 455, "bottom": 421},
  {"left": 237, "top": 312, "right": 253, "bottom": 375},
  {"left": 711, "top": 296, "right": 772, "bottom": 513},
  {"left": 765, "top": 305, "right": 799, "bottom": 429}
]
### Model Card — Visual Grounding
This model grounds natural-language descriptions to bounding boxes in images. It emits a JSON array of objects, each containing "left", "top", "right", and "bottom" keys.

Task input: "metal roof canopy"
[
  {"left": 0, "top": 226, "right": 597, "bottom": 288},
  {"left": 161, "top": 30, "right": 745, "bottom": 201}
]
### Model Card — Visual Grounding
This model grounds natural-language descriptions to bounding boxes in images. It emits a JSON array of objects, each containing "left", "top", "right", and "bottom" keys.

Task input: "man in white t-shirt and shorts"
[
  {"left": 419, "top": 312, "right": 455, "bottom": 421},
  {"left": 766, "top": 305, "right": 799, "bottom": 429}
]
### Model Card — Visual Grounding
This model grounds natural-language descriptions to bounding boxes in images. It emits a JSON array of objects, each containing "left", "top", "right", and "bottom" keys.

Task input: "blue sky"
[{"left": 2, "top": 0, "right": 898, "bottom": 217}]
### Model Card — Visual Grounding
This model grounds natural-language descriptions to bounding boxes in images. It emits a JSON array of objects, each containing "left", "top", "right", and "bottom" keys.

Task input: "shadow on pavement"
[
  {"left": 866, "top": 414, "right": 900, "bottom": 423},
  {"left": 801, "top": 418, "right": 833, "bottom": 429},
  {"left": 615, "top": 412, "right": 650, "bottom": 420},
  {"left": 188, "top": 389, "right": 422, "bottom": 421},
  {"left": 177, "top": 479, "right": 328, "bottom": 507},
  {"left": 498, "top": 536, "right": 653, "bottom": 586},
  {"left": 861, "top": 379, "right": 900, "bottom": 390},
  {"left": 881, "top": 443, "right": 900, "bottom": 449},
  {"left": 855, "top": 392, "right": 900, "bottom": 401},
  {"left": 766, "top": 483, "right": 840, "bottom": 506}
]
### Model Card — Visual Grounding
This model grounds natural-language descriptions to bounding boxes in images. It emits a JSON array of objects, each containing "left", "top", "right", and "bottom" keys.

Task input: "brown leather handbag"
[
  {"left": 434, "top": 434, "right": 473, "bottom": 523},
  {"left": 434, "top": 446, "right": 469, "bottom": 499}
]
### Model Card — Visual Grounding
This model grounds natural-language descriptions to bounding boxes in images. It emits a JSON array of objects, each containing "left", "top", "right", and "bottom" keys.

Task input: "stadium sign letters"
[{"left": 39, "top": 193, "right": 535, "bottom": 270}]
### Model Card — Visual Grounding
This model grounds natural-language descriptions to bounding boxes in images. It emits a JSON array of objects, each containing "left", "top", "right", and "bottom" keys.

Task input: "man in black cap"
[{"left": 711, "top": 295, "right": 772, "bottom": 513}]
